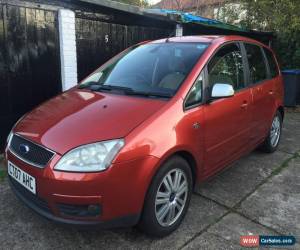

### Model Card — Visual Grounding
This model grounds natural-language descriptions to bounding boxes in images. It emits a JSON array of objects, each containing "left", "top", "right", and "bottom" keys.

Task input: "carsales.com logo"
[
  {"left": 240, "top": 235, "right": 259, "bottom": 247},
  {"left": 240, "top": 235, "right": 296, "bottom": 247}
]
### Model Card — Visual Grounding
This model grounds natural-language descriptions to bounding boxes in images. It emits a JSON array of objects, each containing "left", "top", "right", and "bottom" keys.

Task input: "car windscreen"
[{"left": 79, "top": 42, "right": 209, "bottom": 98}]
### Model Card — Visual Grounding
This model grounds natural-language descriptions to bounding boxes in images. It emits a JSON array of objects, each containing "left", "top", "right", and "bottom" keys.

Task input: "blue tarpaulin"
[
  {"left": 282, "top": 69, "right": 300, "bottom": 75},
  {"left": 155, "top": 9, "right": 250, "bottom": 32}
]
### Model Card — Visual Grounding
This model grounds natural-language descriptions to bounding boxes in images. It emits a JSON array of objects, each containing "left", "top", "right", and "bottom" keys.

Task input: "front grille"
[
  {"left": 9, "top": 177, "right": 51, "bottom": 214},
  {"left": 9, "top": 134, "right": 55, "bottom": 168}
]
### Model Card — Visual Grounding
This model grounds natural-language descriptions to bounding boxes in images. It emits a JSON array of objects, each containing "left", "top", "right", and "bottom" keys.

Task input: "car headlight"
[
  {"left": 6, "top": 131, "right": 13, "bottom": 146},
  {"left": 54, "top": 139, "right": 125, "bottom": 172},
  {"left": 6, "top": 114, "right": 27, "bottom": 147}
]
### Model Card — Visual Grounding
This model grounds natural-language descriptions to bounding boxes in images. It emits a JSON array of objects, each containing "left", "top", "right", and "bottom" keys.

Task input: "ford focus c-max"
[{"left": 4, "top": 35, "right": 284, "bottom": 237}]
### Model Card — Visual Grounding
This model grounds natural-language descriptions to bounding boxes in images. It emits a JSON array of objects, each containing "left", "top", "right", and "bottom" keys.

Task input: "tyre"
[
  {"left": 138, "top": 156, "right": 193, "bottom": 237},
  {"left": 259, "top": 110, "right": 282, "bottom": 153}
]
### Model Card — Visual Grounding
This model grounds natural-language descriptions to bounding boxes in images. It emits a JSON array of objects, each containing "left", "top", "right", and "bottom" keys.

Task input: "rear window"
[
  {"left": 263, "top": 48, "right": 279, "bottom": 78},
  {"left": 244, "top": 43, "right": 268, "bottom": 84}
]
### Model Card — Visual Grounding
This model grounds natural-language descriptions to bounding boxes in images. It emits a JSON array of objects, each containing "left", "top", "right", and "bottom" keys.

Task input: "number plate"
[{"left": 8, "top": 161, "right": 36, "bottom": 195}]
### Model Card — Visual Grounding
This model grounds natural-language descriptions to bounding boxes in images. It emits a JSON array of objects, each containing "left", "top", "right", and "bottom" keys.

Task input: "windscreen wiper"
[
  {"left": 125, "top": 91, "right": 172, "bottom": 99},
  {"left": 79, "top": 83, "right": 132, "bottom": 92},
  {"left": 95, "top": 85, "right": 134, "bottom": 92},
  {"left": 80, "top": 83, "right": 172, "bottom": 99},
  {"left": 78, "top": 81, "right": 100, "bottom": 89}
]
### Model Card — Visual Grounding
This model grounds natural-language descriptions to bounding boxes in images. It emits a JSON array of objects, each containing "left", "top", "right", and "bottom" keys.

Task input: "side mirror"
[{"left": 211, "top": 83, "right": 234, "bottom": 99}]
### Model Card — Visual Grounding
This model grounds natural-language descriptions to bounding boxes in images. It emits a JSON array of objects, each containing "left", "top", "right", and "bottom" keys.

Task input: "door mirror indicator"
[{"left": 211, "top": 83, "right": 234, "bottom": 99}]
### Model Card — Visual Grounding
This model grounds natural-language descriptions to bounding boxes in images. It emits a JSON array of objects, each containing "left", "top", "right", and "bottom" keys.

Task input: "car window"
[
  {"left": 80, "top": 43, "right": 209, "bottom": 97},
  {"left": 263, "top": 48, "right": 279, "bottom": 78},
  {"left": 208, "top": 43, "right": 245, "bottom": 91},
  {"left": 244, "top": 43, "right": 268, "bottom": 84},
  {"left": 185, "top": 71, "right": 203, "bottom": 108}
]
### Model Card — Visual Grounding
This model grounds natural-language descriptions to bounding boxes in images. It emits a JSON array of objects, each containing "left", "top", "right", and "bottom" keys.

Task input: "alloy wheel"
[
  {"left": 155, "top": 168, "right": 188, "bottom": 227},
  {"left": 270, "top": 115, "right": 281, "bottom": 147}
]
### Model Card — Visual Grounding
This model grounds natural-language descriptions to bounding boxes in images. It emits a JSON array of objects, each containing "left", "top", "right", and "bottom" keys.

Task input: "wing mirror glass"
[{"left": 211, "top": 83, "right": 234, "bottom": 99}]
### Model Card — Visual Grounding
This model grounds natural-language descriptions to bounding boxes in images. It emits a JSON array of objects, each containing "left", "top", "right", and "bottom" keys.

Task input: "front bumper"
[
  {"left": 8, "top": 176, "right": 139, "bottom": 227},
  {"left": 5, "top": 150, "right": 159, "bottom": 227}
]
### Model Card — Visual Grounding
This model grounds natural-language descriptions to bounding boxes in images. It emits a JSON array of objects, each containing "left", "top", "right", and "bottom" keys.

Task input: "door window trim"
[
  {"left": 262, "top": 47, "right": 280, "bottom": 79},
  {"left": 183, "top": 70, "right": 206, "bottom": 111},
  {"left": 261, "top": 46, "right": 272, "bottom": 79},
  {"left": 242, "top": 42, "right": 270, "bottom": 86},
  {"left": 204, "top": 41, "right": 249, "bottom": 101},
  {"left": 183, "top": 40, "right": 253, "bottom": 111}
]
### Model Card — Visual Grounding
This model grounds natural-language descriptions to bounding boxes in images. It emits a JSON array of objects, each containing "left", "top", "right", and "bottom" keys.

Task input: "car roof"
[
  {"left": 150, "top": 35, "right": 221, "bottom": 43},
  {"left": 149, "top": 35, "right": 268, "bottom": 48},
  {"left": 152, "top": 36, "right": 221, "bottom": 43}
]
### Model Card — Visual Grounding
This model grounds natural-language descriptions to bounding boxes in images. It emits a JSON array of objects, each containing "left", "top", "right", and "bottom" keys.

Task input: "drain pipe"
[{"left": 175, "top": 23, "right": 183, "bottom": 37}]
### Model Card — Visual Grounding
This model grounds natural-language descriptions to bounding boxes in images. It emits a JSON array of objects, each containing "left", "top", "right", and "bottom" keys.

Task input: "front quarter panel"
[{"left": 114, "top": 99, "right": 205, "bottom": 181}]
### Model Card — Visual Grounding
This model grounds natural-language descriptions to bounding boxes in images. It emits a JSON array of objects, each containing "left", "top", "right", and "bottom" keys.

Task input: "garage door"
[
  {"left": 76, "top": 17, "right": 172, "bottom": 81},
  {"left": 0, "top": 4, "right": 61, "bottom": 149}
]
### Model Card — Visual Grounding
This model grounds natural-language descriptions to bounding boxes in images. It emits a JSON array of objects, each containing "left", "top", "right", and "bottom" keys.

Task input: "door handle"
[
  {"left": 240, "top": 101, "right": 248, "bottom": 109},
  {"left": 269, "top": 90, "right": 274, "bottom": 95}
]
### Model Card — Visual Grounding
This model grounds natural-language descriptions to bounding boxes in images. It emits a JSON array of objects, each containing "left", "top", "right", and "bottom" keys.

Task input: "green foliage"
[
  {"left": 0, "top": 169, "right": 6, "bottom": 182},
  {"left": 218, "top": 0, "right": 300, "bottom": 69},
  {"left": 238, "top": 0, "right": 300, "bottom": 32},
  {"left": 275, "top": 32, "right": 300, "bottom": 69},
  {"left": 112, "top": 0, "right": 148, "bottom": 7}
]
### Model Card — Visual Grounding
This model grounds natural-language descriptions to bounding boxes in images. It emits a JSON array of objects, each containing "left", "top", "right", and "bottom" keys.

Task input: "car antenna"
[{"left": 166, "top": 30, "right": 175, "bottom": 42}]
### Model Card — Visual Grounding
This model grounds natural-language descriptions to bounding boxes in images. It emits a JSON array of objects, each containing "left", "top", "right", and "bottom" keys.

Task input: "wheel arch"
[
  {"left": 173, "top": 151, "right": 198, "bottom": 188},
  {"left": 277, "top": 105, "right": 285, "bottom": 120},
  {"left": 150, "top": 149, "right": 199, "bottom": 189}
]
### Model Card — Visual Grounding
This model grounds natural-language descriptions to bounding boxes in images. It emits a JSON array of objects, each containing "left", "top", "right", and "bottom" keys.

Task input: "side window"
[
  {"left": 263, "top": 48, "right": 279, "bottom": 78},
  {"left": 185, "top": 71, "right": 203, "bottom": 108},
  {"left": 244, "top": 44, "right": 268, "bottom": 84},
  {"left": 208, "top": 43, "right": 245, "bottom": 90}
]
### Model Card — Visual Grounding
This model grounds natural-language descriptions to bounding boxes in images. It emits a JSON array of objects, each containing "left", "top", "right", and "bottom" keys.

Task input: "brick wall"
[{"left": 58, "top": 9, "right": 78, "bottom": 91}]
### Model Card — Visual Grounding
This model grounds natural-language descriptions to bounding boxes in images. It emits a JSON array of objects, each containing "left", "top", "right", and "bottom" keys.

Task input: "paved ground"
[{"left": 0, "top": 112, "right": 299, "bottom": 250}]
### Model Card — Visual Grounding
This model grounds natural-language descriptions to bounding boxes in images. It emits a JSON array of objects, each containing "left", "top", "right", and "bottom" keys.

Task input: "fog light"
[
  {"left": 58, "top": 203, "right": 101, "bottom": 217},
  {"left": 88, "top": 204, "right": 101, "bottom": 216}
]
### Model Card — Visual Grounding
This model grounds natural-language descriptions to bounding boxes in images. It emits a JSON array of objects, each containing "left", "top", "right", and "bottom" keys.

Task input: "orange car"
[{"left": 5, "top": 36, "right": 284, "bottom": 237}]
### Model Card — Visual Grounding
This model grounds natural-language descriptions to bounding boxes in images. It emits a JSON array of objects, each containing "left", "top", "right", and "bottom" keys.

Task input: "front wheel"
[
  {"left": 259, "top": 110, "right": 282, "bottom": 153},
  {"left": 138, "top": 156, "right": 192, "bottom": 237}
]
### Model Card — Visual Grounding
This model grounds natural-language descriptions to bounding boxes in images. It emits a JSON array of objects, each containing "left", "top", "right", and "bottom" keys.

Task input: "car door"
[
  {"left": 243, "top": 43, "right": 275, "bottom": 144},
  {"left": 202, "top": 42, "right": 252, "bottom": 174}
]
